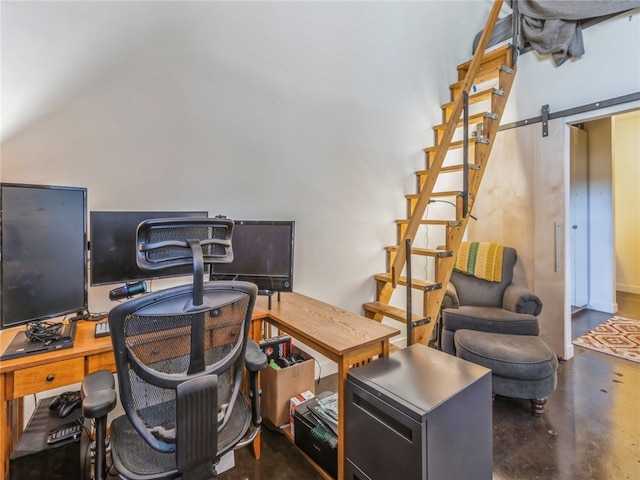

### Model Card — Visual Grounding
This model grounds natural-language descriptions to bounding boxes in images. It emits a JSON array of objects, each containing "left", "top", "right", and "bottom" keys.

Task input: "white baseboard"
[
  {"left": 587, "top": 300, "right": 617, "bottom": 314},
  {"left": 617, "top": 284, "right": 640, "bottom": 295},
  {"left": 563, "top": 343, "right": 574, "bottom": 361}
]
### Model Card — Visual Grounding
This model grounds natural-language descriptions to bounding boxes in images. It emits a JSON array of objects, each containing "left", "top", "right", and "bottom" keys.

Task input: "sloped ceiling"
[{"left": 1, "top": 0, "right": 501, "bottom": 143}]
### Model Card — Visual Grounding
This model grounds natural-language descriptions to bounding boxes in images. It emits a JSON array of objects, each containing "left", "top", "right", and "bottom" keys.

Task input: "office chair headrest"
[{"left": 135, "top": 217, "right": 234, "bottom": 272}]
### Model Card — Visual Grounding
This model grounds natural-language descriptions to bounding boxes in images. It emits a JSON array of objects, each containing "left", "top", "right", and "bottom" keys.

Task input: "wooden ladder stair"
[{"left": 363, "top": 0, "right": 517, "bottom": 347}]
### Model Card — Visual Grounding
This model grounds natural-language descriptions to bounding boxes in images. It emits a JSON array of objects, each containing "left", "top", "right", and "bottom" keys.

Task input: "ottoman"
[{"left": 454, "top": 329, "right": 558, "bottom": 416}]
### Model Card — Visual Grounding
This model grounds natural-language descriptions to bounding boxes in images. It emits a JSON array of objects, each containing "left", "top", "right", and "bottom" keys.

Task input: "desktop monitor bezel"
[
  {"left": 89, "top": 210, "right": 209, "bottom": 287},
  {"left": 209, "top": 220, "right": 295, "bottom": 294},
  {"left": 0, "top": 182, "right": 88, "bottom": 329}
]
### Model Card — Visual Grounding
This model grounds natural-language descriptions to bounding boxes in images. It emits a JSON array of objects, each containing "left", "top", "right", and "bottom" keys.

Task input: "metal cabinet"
[{"left": 346, "top": 344, "right": 492, "bottom": 480}]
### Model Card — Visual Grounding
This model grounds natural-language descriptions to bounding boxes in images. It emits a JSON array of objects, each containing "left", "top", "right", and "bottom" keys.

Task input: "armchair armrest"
[
  {"left": 441, "top": 281, "right": 460, "bottom": 310},
  {"left": 503, "top": 284, "right": 543, "bottom": 316}
]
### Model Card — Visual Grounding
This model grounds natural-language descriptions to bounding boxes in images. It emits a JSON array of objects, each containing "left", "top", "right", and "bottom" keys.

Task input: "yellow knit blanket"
[{"left": 454, "top": 242, "right": 504, "bottom": 282}]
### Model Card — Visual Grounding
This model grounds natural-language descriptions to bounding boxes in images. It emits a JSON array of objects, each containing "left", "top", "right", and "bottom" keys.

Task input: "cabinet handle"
[
  {"left": 46, "top": 374, "right": 55, "bottom": 382},
  {"left": 555, "top": 221, "right": 560, "bottom": 272}
]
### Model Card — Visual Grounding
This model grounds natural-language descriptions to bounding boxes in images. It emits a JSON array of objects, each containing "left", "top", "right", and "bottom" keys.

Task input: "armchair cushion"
[
  {"left": 451, "top": 246, "right": 517, "bottom": 308},
  {"left": 443, "top": 306, "right": 540, "bottom": 335},
  {"left": 441, "top": 306, "right": 539, "bottom": 355}
]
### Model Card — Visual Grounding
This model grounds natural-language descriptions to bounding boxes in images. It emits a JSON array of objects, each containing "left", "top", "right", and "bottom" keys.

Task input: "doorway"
[{"left": 568, "top": 107, "right": 640, "bottom": 326}]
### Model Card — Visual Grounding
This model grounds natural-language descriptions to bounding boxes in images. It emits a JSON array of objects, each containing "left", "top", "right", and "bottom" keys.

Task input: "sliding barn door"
[{"left": 468, "top": 118, "right": 568, "bottom": 358}]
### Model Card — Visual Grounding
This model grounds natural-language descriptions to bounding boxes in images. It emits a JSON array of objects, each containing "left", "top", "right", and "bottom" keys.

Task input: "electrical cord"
[
  {"left": 428, "top": 198, "right": 478, "bottom": 221},
  {"left": 24, "top": 320, "right": 63, "bottom": 343}
]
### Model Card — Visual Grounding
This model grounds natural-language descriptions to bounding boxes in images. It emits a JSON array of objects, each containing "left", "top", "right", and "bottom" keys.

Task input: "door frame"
[{"left": 563, "top": 99, "right": 640, "bottom": 359}]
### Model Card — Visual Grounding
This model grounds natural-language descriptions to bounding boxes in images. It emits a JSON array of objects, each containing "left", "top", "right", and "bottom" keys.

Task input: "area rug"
[{"left": 573, "top": 316, "right": 640, "bottom": 363}]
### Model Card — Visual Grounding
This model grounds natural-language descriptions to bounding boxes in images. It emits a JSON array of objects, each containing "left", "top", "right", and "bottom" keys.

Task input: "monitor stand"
[{"left": 257, "top": 290, "right": 281, "bottom": 310}]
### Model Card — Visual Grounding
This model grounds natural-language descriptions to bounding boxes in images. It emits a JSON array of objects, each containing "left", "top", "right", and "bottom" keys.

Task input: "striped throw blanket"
[{"left": 454, "top": 242, "right": 504, "bottom": 282}]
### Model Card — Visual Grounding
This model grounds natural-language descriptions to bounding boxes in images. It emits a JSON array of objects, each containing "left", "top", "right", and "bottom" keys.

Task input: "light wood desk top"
[
  {"left": 261, "top": 292, "right": 399, "bottom": 361},
  {"left": 258, "top": 292, "right": 400, "bottom": 479}
]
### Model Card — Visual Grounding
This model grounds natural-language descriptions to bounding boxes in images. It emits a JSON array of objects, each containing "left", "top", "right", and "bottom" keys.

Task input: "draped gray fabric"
[
  {"left": 476, "top": 1, "right": 640, "bottom": 66},
  {"left": 515, "top": 0, "right": 640, "bottom": 66}
]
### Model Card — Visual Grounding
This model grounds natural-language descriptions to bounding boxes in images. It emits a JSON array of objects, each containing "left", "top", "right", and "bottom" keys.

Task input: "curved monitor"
[
  {"left": 90, "top": 210, "right": 208, "bottom": 286},
  {"left": 1, "top": 183, "right": 88, "bottom": 329},
  {"left": 210, "top": 220, "right": 295, "bottom": 294}
]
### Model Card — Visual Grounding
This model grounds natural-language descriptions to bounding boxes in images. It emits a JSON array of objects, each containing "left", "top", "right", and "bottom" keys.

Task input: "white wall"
[
  {"left": 584, "top": 118, "right": 616, "bottom": 313},
  {"left": 1, "top": 1, "right": 498, "bottom": 319},
  {"left": 614, "top": 111, "right": 640, "bottom": 294}
]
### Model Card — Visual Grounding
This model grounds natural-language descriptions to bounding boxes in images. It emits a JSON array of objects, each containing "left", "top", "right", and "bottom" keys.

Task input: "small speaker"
[{"left": 10, "top": 395, "right": 89, "bottom": 480}]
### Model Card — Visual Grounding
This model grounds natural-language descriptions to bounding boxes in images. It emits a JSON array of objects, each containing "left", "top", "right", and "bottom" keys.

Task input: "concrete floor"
[{"left": 219, "top": 293, "right": 640, "bottom": 480}]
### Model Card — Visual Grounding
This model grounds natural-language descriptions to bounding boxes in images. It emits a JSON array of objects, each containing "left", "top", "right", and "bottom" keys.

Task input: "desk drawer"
[
  {"left": 12, "top": 358, "right": 85, "bottom": 398},
  {"left": 87, "top": 351, "right": 116, "bottom": 373}
]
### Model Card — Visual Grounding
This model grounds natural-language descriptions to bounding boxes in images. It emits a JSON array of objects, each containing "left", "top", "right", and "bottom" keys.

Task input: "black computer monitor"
[
  {"left": 210, "top": 220, "right": 295, "bottom": 294},
  {"left": 1, "top": 183, "right": 88, "bottom": 329},
  {"left": 89, "top": 210, "right": 208, "bottom": 286}
]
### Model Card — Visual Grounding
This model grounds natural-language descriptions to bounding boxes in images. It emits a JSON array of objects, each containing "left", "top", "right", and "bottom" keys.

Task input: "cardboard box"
[
  {"left": 261, "top": 346, "right": 315, "bottom": 427},
  {"left": 289, "top": 390, "right": 315, "bottom": 436}
]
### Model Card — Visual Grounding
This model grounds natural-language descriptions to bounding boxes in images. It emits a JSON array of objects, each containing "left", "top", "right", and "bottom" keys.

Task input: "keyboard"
[{"left": 94, "top": 321, "right": 111, "bottom": 338}]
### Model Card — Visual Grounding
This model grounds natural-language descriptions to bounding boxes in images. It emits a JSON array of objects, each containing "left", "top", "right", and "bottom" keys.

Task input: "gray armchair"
[
  {"left": 439, "top": 246, "right": 558, "bottom": 416},
  {"left": 440, "top": 246, "right": 542, "bottom": 355}
]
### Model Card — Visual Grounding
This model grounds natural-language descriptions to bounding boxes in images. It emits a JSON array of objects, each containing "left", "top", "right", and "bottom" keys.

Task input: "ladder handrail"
[{"left": 390, "top": 0, "right": 505, "bottom": 285}]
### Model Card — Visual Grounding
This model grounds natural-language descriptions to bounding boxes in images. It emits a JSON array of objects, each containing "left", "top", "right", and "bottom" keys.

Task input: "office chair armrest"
[
  {"left": 503, "top": 284, "right": 543, "bottom": 316},
  {"left": 81, "top": 370, "right": 117, "bottom": 419},
  {"left": 245, "top": 339, "right": 268, "bottom": 372},
  {"left": 81, "top": 370, "right": 116, "bottom": 480},
  {"left": 441, "top": 282, "right": 460, "bottom": 310}
]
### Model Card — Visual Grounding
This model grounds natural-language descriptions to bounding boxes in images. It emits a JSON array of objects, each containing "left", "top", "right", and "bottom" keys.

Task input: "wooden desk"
[
  {"left": 1, "top": 293, "right": 398, "bottom": 480},
  {"left": 1, "top": 320, "right": 115, "bottom": 480},
  {"left": 259, "top": 292, "right": 400, "bottom": 480}
]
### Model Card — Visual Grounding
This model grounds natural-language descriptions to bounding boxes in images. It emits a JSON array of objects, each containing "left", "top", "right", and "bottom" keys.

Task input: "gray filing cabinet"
[{"left": 346, "top": 344, "right": 492, "bottom": 480}]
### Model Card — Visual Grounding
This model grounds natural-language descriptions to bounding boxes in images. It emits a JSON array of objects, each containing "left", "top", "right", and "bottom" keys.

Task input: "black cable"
[
  {"left": 429, "top": 199, "right": 478, "bottom": 221},
  {"left": 24, "top": 320, "right": 63, "bottom": 343},
  {"left": 314, "top": 358, "right": 322, "bottom": 384}
]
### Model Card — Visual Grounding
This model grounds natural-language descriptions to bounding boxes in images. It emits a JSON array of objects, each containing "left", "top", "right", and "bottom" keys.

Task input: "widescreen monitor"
[
  {"left": 210, "top": 220, "right": 295, "bottom": 294},
  {"left": 90, "top": 210, "right": 209, "bottom": 286}
]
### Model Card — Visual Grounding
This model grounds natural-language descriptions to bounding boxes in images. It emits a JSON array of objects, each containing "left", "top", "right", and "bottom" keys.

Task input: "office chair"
[{"left": 81, "top": 217, "right": 267, "bottom": 480}]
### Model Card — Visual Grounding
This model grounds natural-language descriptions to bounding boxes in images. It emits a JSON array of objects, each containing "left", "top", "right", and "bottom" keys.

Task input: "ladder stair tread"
[
  {"left": 449, "top": 64, "right": 513, "bottom": 93},
  {"left": 457, "top": 43, "right": 513, "bottom": 74},
  {"left": 395, "top": 219, "right": 463, "bottom": 226},
  {"left": 385, "top": 246, "right": 453, "bottom": 258},
  {"left": 433, "top": 111, "right": 497, "bottom": 132},
  {"left": 441, "top": 87, "right": 504, "bottom": 112},
  {"left": 425, "top": 137, "right": 488, "bottom": 154},
  {"left": 406, "top": 190, "right": 464, "bottom": 199},
  {"left": 375, "top": 273, "right": 442, "bottom": 291},
  {"left": 417, "top": 163, "right": 481, "bottom": 176},
  {"left": 363, "top": 301, "right": 425, "bottom": 323}
]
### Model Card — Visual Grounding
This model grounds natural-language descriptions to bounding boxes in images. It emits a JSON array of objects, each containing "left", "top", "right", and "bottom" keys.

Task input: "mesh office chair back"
[{"left": 106, "top": 218, "right": 261, "bottom": 480}]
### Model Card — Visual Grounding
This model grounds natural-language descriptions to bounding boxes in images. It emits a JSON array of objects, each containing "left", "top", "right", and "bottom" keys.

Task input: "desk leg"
[
  {"left": 250, "top": 317, "right": 264, "bottom": 460},
  {"left": 1, "top": 396, "right": 23, "bottom": 480},
  {"left": 337, "top": 357, "right": 350, "bottom": 480}
]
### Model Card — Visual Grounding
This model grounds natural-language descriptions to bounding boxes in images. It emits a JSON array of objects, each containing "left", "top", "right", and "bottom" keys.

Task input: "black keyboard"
[{"left": 94, "top": 321, "right": 111, "bottom": 338}]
